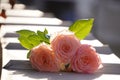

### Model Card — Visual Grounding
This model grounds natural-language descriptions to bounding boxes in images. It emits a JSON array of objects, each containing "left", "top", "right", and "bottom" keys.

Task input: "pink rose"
[
  {"left": 51, "top": 30, "right": 80, "bottom": 64},
  {"left": 71, "top": 44, "right": 102, "bottom": 73},
  {"left": 30, "top": 43, "right": 60, "bottom": 72}
]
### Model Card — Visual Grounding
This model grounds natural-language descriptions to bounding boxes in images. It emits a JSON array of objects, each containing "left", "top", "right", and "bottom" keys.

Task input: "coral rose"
[
  {"left": 30, "top": 43, "right": 60, "bottom": 72},
  {"left": 51, "top": 30, "right": 80, "bottom": 64},
  {"left": 71, "top": 44, "right": 102, "bottom": 73}
]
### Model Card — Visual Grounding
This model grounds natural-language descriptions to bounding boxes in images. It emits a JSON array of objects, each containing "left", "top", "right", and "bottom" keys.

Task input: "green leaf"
[
  {"left": 37, "top": 30, "right": 50, "bottom": 44},
  {"left": 16, "top": 29, "right": 50, "bottom": 50},
  {"left": 37, "top": 30, "right": 45, "bottom": 39},
  {"left": 69, "top": 18, "right": 94, "bottom": 40},
  {"left": 44, "top": 28, "right": 48, "bottom": 34},
  {"left": 27, "top": 50, "right": 31, "bottom": 59},
  {"left": 28, "top": 34, "right": 42, "bottom": 47},
  {"left": 16, "top": 30, "right": 35, "bottom": 37},
  {"left": 18, "top": 36, "right": 34, "bottom": 49}
]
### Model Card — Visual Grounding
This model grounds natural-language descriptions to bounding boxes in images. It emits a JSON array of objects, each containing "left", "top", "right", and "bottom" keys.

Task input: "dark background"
[{"left": 1, "top": 0, "right": 120, "bottom": 58}]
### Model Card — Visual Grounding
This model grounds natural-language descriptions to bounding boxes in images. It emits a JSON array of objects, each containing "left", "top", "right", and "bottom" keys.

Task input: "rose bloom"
[
  {"left": 71, "top": 44, "right": 102, "bottom": 73},
  {"left": 29, "top": 43, "right": 60, "bottom": 72},
  {"left": 51, "top": 30, "right": 80, "bottom": 64}
]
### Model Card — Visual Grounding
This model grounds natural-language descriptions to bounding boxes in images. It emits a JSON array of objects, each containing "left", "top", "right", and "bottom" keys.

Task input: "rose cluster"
[{"left": 29, "top": 30, "right": 102, "bottom": 73}]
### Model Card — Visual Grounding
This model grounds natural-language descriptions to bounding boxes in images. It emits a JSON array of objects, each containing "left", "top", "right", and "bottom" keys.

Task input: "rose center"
[
  {"left": 81, "top": 56, "right": 90, "bottom": 65},
  {"left": 42, "top": 55, "right": 49, "bottom": 65},
  {"left": 62, "top": 45, "right": 70, "bottom": 53}
]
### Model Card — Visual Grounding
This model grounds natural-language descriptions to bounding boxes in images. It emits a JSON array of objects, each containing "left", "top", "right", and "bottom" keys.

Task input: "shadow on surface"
[
  {"left": 4, "top": 60, "right": 120, "bottom": 74},
  {"left": 5, "top": 43, "right": 26, "bottom": 50},
  {"left": 3, "top": 33, "right": 19, "bottom": 38},
  {"left": 95, "top": 46, "right": 112, "bottom": 54}
]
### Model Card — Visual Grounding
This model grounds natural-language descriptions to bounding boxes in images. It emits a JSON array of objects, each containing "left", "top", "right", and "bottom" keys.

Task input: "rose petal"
[
  {"left": 30, "top": 43, "right": 60, "bottom": 72},
  {"left": 51, "top": 30, "right": 80, "bottom": 64},
  {"left": 71, "top": 44, "right": 102, "bottom": 73}
]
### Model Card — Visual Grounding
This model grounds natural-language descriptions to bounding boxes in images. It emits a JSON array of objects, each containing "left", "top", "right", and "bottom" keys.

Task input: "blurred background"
[{"left": 1, "top": 0, "right": 120, "bottom": 58}]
